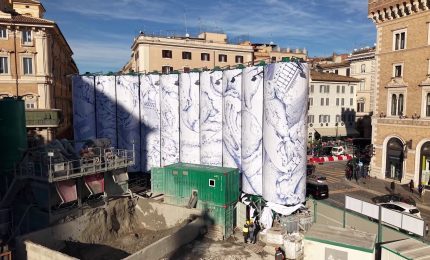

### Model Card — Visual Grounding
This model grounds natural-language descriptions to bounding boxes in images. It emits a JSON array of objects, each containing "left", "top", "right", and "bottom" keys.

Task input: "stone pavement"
[{"left": 343, "top": 175, "right": 430, "bottom": 212}]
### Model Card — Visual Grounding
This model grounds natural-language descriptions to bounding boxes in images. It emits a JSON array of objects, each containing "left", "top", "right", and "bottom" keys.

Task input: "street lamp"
[{"left": 335, "top": 122, "right": 339, "bottom": 141}]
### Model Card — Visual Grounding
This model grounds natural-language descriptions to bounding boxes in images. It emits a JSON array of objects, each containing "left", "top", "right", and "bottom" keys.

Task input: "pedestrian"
[
  {"left": 418, "top": 184, "right": 423, "bottom": 198},
  {"left": 248, "top": 222, "right": 255, "bottom": 244},
  {"left": 275, "top": 247, "right": 285, "bottom": 260},
  {"left": 253, "top": 220, "right": 260, "bottom": 244},
  {"left": 409, "top": 179, "right": 414, "bottom": 194},
  {"left": 242, "top": 222, "right": 249, "bottom": 243}
]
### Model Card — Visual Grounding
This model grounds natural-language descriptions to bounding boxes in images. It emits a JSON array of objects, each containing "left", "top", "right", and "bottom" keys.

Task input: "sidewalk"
[{"left": 344, "top": 176, "right": 430, "bottom": 212}]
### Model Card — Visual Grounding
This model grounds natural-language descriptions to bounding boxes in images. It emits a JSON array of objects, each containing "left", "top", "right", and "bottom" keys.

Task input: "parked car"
[
  {"left": 371, "top": 194, "right": 416, "bottom": 206},
  {"left": 377, "top": 201, "right": 421, "bottom": 218},
  {"left": 331, "top": 146, "right": 345, "bottom": 156},
  {"left": 307, "top": 174, "right": 327, "bottom": 182},
  {"left": 306, "top": 179, "right": 329, "bottom": 199}
]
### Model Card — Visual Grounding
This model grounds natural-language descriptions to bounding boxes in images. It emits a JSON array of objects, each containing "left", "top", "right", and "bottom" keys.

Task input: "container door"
[{"left": 151, "top": 167, "right": 165, "bottom": 194}]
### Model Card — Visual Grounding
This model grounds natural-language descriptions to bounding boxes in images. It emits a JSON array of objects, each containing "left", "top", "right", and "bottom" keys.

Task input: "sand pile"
[{"left": 79, "top": 198, "right": 138, "bottom": 243}]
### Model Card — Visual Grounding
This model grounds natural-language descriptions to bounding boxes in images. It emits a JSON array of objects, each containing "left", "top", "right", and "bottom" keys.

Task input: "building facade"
[
  {"left": 368, "top": 0, "right": 430, "bottom": 186},
  {"left": 122, "top": 32, "right": 254, "bottom": 74},
  {"left": 252, "top": 43, "right": 307, "bottom": 64},
  {"left": 0, "top": 0, "right": 78, "bottom": 144},
  {"left": 347, "top": 47, "right": 376, "bottom": 138},
  {"left": 308, "top": 70, "right": 360, "bottom": 142}
]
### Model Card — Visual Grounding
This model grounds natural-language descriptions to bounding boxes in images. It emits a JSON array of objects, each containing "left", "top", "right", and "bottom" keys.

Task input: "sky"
[{"left": 43, "top": 0, "right": 376, "bottom": 74}]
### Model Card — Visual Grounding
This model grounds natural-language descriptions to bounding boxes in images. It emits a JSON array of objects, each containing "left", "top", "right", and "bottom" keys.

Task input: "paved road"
[{"left": 313, "top": 161, "right": 430, "bottom": 240}]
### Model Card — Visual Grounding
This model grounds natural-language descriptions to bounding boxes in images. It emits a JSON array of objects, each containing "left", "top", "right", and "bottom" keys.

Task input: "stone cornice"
[
  {"left": 385, "top": 77, "right": 408, "bottom": 88},
  {"left": 369, "top": 0, "right": 429, "bottom": 24},
  {"left": 419, "top": 75, "right": 430, "bottom": 87}
]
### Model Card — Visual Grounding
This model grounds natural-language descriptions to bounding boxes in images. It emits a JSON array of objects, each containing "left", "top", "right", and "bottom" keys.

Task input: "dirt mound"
[{"left": 80, "top": 198, "right": 138, "bottom": 243}]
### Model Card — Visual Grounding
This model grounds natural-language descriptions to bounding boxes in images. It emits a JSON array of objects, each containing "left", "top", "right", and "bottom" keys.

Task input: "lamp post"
[{"left": 335, "top": 122, "right": 339, "bottom": 141}]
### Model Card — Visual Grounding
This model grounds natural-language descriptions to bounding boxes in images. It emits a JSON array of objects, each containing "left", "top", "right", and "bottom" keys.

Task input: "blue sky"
[{"left": 43, "top": 0, "right": 376, "bottom": 73}]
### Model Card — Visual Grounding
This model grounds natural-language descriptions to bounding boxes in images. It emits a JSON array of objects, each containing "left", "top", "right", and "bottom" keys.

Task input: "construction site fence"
[{"left": 307, "top": 198, "right": 427, "bottom": 244}]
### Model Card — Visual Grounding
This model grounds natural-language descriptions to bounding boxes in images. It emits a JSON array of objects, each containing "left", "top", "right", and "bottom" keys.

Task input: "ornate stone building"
[
  {"left": 0, "top": 0, "right": 78, "bottom": 144},
  {"left": 368, "top": 0, "right": 430, "bottom": 186}
]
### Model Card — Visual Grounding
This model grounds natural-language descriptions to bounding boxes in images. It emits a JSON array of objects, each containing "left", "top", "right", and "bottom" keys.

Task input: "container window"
[
  {"left": 182, "top": 171, "right": 188, "bottom": 176},
  {"left": 173, "top": 170, "right": 178, "bottom": 175},
  {"left": 209, "top": 179, "right": 215, "bottom": 187}
]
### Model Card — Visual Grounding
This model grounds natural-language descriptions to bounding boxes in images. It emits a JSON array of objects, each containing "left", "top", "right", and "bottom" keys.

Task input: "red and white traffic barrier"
[{"left": 308, "top": 154, "right": 352, "bottom": 164}]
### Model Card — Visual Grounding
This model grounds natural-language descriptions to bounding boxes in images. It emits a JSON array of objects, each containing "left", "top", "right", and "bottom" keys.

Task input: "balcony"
[{"left": 25, "top": 109, "right": 62, "bottom": 128}]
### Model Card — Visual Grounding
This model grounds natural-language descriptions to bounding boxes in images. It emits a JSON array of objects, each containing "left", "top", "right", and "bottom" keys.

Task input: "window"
[
  {"left": 320, "top": 85, "right": 324, "bottom": 93},
  {"left": 219, "top": 54, "right": 227, "bottom": 62},
  {"left": 350, "top": 98, "right": 353, "bottom": 106},
  {"left": 325, "top": 85, "right": 330, "bottom": 93},
  {"left": 0, "top": 57, "right": 8, "bottom": 74},
  {"left": 183, "top": 67, "right": 190, "bottom": 73},
  {"left": 342, "top": 85, "right": 345, "bottom": 93},
  {"left": 346, "top": 68, "right": 350, "bottom": 77},
  {"left": 350, "top": 85, "right": 354, "bottom": 94},
  {"left": 336, "top": 85, "right": 340, "bottom": 93},
  {"left": 162, "top": 66, "right": 173, "bottom": 74},
  {"left": 201, "top": 53, "right": 210, "bottom": 61},
  {"left": 326, "top": 98, "right": 329, "bottom": 106},
  {"left": 427, "top": 93, "right": 430, "bottom": 117},
  {"left": 335, "top": 69, "right": 338, "bottom": 74},
  {"left": 310, "top": 85, "right": 314, "bottom": 93},
  {"left": 22, "top": 29, "right": 31, "bottom": 44},
  {"left": 320, "top": 98, "right": 324, "bottom": 106},
  {"left": 359, "top": 81, "right": 365, "bottom": 91},
  {"left": 271, "top": 56, "right": 276, "bottom": 63},
  {"left": 307, "top": 115, "right": 314, "bottom": 123},
  {"left": 341, "top": 98, "right": 344, "bottom": 106},
  {"left": 335, "top": 115, "right": 340, "bottom": 122},
  {"left": 23, "top": 57, "right": 32, "bottom": 75},
  {"left": 182, "top": 51, "right": 192, "bottom": 60},
  {"left": 390, "top": 93, "right": 404, "bottom": 116},
  {"left": 235, "top": 55, "right": 244, "bottom": 63},
  {"left": 361, "top": 64, "right": 366, "bottom": 73},
  {"left": 0, "top": 27, "right": 6, "bottom": 39},
  {"left": 357, "top": 102, "right": 365, "bottom": 112},
  {"left": 336, "top": 98, "right": 339, "bottom": 106},
  {"left": 393, "top": 29, "right": 406, "bottom": 50},
  {"left": 309, "top": 98, "right": 313, "bottom": 106},
  {"left": 209, "top": 179, "right": 215, "bottom": 187},
  {"left": 162, "top": 50, "right": 172, "bottom": 58},
  {"left": 394, "top": 64, "right": 403, "bottom": 77}
]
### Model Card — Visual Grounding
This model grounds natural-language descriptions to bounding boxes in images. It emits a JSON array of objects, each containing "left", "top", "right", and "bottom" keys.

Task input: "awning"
[{"left": 314, "top": 127, "right": 359, "bottom": 137}]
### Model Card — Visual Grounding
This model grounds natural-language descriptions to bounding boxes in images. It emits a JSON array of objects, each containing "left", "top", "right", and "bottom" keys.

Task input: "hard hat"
[{"left": 246, "top": 220, "right": 250, "bottom": 224}]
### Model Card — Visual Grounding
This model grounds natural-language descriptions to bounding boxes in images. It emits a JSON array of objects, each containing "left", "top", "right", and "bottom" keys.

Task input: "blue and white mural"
[
  {"left": 262, "top": 63, "right": 308, "bottom": 205},
  {"left": 222, "top": 69, "right": 242, "bottom": 169},
  {"left": 95, "top": 76, "right": 117, "bottom": 147},
  {"left": 116, "top": 75, "right": 141, "bottom": 172},
  {"left": 72, "top": 76, "right": 96, "bottom": 151},
  {"left": 241, "top": 66, "right": 264, "bottom": 196},
  {"left": 200, "top": 70, "right": 223, "bottom": 166},
  {"left": 72, "top": 62, "right": 309, "bottom": 206},
  {"left": 140, "top": 74, "right": 161, "bottom": 172},
  {"left": 179, "top": 72, "right": 200, "bottom": 164},
  {"left": 160, "top": 74, "right": 180, "bottom": 166}
]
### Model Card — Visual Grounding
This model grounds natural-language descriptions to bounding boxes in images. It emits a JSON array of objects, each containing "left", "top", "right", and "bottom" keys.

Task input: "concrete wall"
[
  {"left": 16, "top": 197, "right": 201, "bottom": 260},
  {"left": 25, "top": 241, "right": 77, "bottom": 260},
  {"left": 125, "top": 218, "right": 205, "bottom": 260}
]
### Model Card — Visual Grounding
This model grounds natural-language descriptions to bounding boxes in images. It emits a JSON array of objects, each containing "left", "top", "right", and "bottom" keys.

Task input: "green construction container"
[
  {"left": 152, "top": 163, "right": 240, "bottom": 206},
  {"left": 0, "top": 98, "right": 27, "bottom": 173}
]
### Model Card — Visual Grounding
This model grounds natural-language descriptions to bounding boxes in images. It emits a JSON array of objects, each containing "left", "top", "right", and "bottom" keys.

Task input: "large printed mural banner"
[{"left": 72, "top": 62, "right": 309, "bottom": 205}]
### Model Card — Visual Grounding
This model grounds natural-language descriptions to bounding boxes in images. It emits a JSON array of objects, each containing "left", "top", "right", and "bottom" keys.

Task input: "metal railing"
[{"left": 17, "top": 147, "right": 135, "bottom": 183}]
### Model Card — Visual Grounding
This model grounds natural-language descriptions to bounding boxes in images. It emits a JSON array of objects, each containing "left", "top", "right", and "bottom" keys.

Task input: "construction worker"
[
  {"left": 248, "top": 222, "right": 255, "bottom": 244},
  {"left": 275, "top": 247, "right": 284, "bottom": 260},
  {"left": 243, "top": 222, "right": 249, "bottom": 243}
]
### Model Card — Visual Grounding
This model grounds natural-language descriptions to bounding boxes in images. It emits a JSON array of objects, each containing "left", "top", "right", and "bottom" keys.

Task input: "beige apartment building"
[
  {"left": 252, "top": 43, "right": 307, "bottom": 63},
  {"left": 368, "top": 0, "right": 430, "bottom": 187},
  {"left": 0, "top": 0, "right": 78, "bottom": 144},
  {"left": 123, "top": 32, "right": 254, "bottom": 74},
  {"left": 347, "top": 47, "right": 376, "bottom": 138}
]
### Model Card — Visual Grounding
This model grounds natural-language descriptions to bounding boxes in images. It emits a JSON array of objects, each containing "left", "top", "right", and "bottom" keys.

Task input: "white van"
[{"left": 331, "top": 146, "right": 345, "bottom": 156}]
